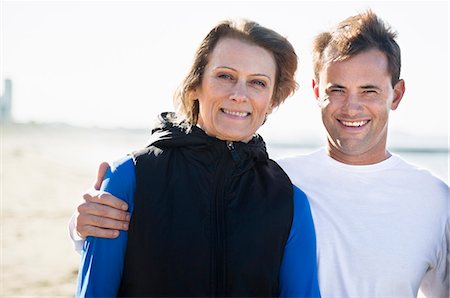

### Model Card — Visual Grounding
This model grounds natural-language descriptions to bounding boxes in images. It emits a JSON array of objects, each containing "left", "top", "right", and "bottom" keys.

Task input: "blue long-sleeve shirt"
[{"left": 76, "top": 156, "right": 320, "bottom": 297}]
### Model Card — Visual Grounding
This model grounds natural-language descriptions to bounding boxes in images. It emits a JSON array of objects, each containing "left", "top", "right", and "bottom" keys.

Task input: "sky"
[{"left": 1, "top": 0, "right": 449, "bottom": 146}]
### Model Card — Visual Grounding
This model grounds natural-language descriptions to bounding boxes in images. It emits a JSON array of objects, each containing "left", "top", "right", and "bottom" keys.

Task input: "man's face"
[{"left": 314, "top": 49, "right": 405, "bottom": 165}]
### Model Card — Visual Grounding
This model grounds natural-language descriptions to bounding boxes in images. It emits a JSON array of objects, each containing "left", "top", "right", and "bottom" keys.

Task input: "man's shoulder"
[
  {"left": 391, "top": 155, "right": 449, "bottom": 205},
  {"left": 276, "top": 148, "right": 325, "bottom": 167},
  {"left": 275, "top": 149, "right": 327, "bottom": 183},
  {"left": 393, "top": 154, "right": 448, "bottom": 186}
]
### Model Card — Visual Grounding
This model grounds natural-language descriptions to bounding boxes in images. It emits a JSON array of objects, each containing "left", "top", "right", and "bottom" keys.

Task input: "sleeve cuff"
[{"left": 68, "top": 212, "right": 85, "bottom": 254}]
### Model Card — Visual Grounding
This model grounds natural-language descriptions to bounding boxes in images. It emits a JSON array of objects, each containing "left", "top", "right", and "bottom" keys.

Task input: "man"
[{"left": 71, "top": 10, "right": 449, "bottom": 297}]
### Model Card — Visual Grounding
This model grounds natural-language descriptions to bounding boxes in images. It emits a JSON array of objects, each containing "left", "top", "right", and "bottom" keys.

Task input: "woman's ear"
[
  {"left": 266, "top": 104, "right": 274, "bottom": 115},
  {"left": 190, "top": 89, "right": 198, "bottom": 101}
]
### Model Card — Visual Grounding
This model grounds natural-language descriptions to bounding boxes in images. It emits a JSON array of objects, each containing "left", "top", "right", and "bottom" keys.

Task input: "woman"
[{"left": 76, "top": 19, "right": 319, "bottom": 297}]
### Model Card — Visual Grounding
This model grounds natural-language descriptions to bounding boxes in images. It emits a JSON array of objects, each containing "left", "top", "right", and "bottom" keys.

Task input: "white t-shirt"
[{"left": 277, "top": 148, "right": 449, "bottom": 298}]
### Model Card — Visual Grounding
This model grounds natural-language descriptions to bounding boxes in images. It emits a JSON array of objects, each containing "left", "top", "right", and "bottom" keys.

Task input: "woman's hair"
[
  {"left": 312, "top": 9, "right": 401, "bottom": 87},
  {"left": 174, "top": 19, "right": 298, "bottom": 126}
]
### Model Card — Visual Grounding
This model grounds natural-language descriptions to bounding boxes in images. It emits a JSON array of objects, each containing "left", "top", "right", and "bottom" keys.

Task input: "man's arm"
[{"left": 419, "top": 206, "right": 449, "bottom": 298}]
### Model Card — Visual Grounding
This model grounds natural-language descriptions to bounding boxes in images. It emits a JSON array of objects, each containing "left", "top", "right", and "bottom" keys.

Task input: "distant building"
[{"left": 0, "top": 79, "right": 12, "bottom": 123}]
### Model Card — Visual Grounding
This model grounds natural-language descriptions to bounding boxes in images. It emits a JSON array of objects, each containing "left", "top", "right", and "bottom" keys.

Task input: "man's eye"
[{"left": 330, "top": 89, "right": 344, "bottom": 93}]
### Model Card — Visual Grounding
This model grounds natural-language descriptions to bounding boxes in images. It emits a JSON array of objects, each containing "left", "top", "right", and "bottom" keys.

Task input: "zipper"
[
  {"left": 211, "top": 141, "right": 236, "bottom": 296},
  {"left": 226, "top": 141, "right": 240, "bottom": 162}
]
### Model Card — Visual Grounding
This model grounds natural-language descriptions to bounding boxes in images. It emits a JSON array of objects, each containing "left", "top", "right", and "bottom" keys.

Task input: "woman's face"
[{"left": 193, "top": 37, "right": 276, "bottom": 142}]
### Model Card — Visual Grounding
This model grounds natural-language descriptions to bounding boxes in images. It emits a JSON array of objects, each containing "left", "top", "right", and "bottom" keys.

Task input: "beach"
[
  {"left": 1, "top": 123, "right": 148, "bottom": 296},
  {"left": 1, "top": 123, "right": 445, "bottom": 296}
]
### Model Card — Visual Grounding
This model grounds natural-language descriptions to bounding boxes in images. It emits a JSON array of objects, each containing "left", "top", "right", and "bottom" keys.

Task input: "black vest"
[{"left": 118, "top": 115, "right": 293, "bottom": 297}]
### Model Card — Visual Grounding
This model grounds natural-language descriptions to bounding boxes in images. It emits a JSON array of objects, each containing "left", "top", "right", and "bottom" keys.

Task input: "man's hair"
[
  {"left": 174, "top": 19, "right": 298, "bottom": 126},
  {"left": 312, "top": 10, "right": 401, "bottom": 86}
]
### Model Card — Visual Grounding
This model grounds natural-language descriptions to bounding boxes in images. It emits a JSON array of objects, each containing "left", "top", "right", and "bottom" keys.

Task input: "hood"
[{"left": 145, "top": 112, "right": 269, "bottom": 164}]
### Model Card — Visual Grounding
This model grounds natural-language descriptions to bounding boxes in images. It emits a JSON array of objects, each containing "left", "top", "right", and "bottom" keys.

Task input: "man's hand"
[{"left": 75, "top": 162, "right": 130, "bottom": 239}]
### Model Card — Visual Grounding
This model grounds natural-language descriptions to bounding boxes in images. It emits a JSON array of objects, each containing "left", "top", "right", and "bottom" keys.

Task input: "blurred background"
[{"left": 1, "top": 1, "right": 448, "bottom": 296}]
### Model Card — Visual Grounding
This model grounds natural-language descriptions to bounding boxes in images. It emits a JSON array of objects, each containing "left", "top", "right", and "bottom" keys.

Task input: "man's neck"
[{"left": 326, "top": 146, "right": 392, "bottom": 165}]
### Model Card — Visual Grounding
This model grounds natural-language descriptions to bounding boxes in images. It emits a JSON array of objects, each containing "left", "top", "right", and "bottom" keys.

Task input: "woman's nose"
[{"left": 230, "top": 80, "right": 248, "bottom": 102}]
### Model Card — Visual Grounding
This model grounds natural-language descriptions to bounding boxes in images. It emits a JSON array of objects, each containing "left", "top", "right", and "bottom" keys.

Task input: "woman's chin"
[{"left": 215, "top": 133, "right": 254, "bottom": 143}]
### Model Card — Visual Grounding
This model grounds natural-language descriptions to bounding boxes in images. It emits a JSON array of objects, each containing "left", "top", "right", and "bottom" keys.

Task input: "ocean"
[{"left": 268, "top": 144, "right": 448, "bottom": 183}]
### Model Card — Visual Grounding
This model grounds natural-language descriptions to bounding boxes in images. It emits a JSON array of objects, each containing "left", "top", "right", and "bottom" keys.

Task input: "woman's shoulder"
[
  {"left": 110, "top": 155, "right": 134, "bottom": 174},
  {"left": 102, "top": 156, "right": 136, "bottom": 206},
  {"left": 292, "top": 184, "right": 311, "bottom": 211}
]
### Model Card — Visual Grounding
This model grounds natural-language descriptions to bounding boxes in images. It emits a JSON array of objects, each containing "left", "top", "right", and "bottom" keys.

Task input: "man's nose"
[{"left": 341, "top": 92, "right": 363, "bottom": 114}]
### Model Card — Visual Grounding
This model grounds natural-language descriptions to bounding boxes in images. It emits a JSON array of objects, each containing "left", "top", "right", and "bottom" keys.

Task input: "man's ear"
[
  {"left": 312, "top": 79, "right": 320, "bottom": 99},
  {"left": 313, "top": 79, "right": 323, "bottom": 107},
  {"left": 391, "top": 79, "right": 405, "bottom": 110}
]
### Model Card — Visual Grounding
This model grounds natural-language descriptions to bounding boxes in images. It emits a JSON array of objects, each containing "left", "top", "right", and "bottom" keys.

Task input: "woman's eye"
[
  {"left": 218, "top": 73, "right": 233, "bottom": 80},
  {"left": 252, "top": 80, "right": 266, "bottom": 87}
]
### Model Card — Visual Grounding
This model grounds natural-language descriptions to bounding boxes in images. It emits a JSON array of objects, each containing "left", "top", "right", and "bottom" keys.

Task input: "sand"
[{"left": 1, "top": 123, "right": 148, "bottom": 296}]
